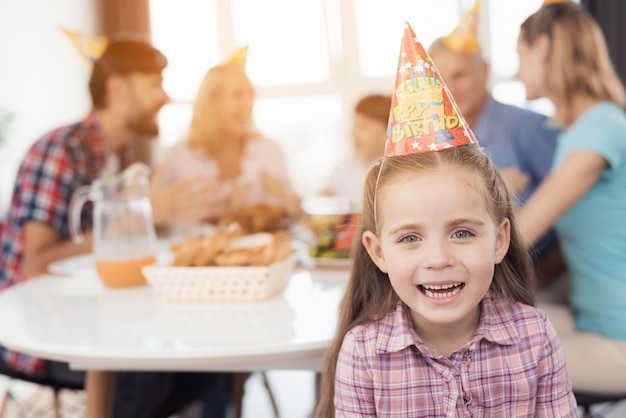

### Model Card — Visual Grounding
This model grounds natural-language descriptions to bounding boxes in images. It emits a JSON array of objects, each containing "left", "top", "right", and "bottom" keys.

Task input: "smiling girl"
[
  {"left": 315, "top": 145, "right": 577, "bottom": 417},
  {"left": 315, "top": 22, "right": 577, "bottom": 418}
]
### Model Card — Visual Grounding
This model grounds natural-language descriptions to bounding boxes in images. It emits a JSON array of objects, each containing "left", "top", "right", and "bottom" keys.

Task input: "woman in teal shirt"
[{"left": 515, "top": 3, "right": 626, "bottom": 395}]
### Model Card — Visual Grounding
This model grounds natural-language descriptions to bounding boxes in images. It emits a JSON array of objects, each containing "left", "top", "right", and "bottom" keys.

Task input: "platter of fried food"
[
  {"left": 143, "top": 222, "right": 297, "bottom": 302},
  {"left": 169, "top": 222, "right": 292, "bottom": 268},
  {"left": 216, "top": 203, "right": 289, "bottom": 234}
]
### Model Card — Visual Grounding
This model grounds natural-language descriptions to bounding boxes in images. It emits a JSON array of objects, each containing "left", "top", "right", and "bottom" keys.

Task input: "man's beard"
[{"left": 126, "top": 110, "right": 160, "bottom": 139}]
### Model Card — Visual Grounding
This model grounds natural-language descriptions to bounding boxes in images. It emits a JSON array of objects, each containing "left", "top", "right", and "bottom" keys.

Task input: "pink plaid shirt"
[{"left": 335, "top": 293, "right": 578, "bottom": 417}]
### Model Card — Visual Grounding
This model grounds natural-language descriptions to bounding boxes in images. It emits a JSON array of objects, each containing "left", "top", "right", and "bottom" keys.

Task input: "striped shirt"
[{"left": 335, "top": 293, "right": 578, "bottom": 417}]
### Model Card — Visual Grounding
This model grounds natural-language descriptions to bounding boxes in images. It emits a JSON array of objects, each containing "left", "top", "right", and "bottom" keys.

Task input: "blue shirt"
[
  {"left": 552, "top": 102, "right": 626, "bottom": 341},
  {"left": 474, "top": 96, "right": 561, "bottom": 261},
  {"left": 474, "top": 96, "right": 560, "bottom": 203}
]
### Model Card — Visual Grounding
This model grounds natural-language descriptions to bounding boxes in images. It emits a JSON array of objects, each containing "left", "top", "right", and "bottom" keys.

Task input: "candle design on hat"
[
  {"left": 385, "top": 22, "right": 477, "bottom": 157},
  {"left": 61, "top": 27, "right": 109, "bottom": 67},
  {"left": 442, "top": 0, "right": 480, "bottom": 55}
]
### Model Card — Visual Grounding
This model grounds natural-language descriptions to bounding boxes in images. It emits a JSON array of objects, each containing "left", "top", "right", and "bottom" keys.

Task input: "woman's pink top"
[{"left": 160, "top": 137, "right": 292, "bottom": 219}]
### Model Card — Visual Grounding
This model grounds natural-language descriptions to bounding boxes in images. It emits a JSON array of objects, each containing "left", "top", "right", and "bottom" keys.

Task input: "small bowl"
[{"left": 301, "top": 197, "right": 361, "bottom": 260}]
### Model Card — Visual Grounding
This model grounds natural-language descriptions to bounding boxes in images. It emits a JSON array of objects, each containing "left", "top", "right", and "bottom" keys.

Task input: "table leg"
[
  {"left": 314, "top": 372, "right": 322, "bottom": 406},
  {"left": 84, "top": 370, "right": 115, "bottom": 418},
  {"left": 230, "top": 373, "right": 247, "bottom": 418}
]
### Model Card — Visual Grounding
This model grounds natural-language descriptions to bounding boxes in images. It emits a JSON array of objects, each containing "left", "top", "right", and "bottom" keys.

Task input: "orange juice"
[{"left": 95, "top": 255, "right": 156, "bottom": 288}]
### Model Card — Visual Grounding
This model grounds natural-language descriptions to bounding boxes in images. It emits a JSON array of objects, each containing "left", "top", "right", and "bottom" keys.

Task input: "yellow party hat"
[
  {"left": 226, "top": 44, "right": 249, "bottom": 68},
  {"left": 441, "top": 1, "right": 480, "bottom": 55},
  {"left": 61, "top": 27, "right": 109, "bottom": 66},
  {"left": 384, "top": 22, "right": 477, "bottom": 157}
]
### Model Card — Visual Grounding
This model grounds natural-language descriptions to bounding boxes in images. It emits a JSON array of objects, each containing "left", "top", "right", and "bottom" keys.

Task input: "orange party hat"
[
  {"left": 61, "top": 27, "right": 109, "bottom": 66},
  {"left": 384, "top": 22, "right": 477, "bottom": 157},
  {"left": 441, "top": 0, "right": 480, "bottom": 55},
  {"left": 226, "top": 44, "right": 249, "bottom": 68},
  {"left": 543, "top": 0, "right": 570, "bottom": 4}
]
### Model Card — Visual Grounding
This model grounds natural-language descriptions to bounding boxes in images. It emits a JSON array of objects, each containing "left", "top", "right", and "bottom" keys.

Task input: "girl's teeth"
[
  {"left": 423, "top": 285, "right": 463, "bottom": 299},
  {"left": 422, "top": 283, "right": 460, "bottom": 290}
]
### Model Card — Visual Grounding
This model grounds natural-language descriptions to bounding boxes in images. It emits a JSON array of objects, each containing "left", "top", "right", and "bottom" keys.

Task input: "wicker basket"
[{"left": 142, "top": 253, "right": 297, "bottom": 302}]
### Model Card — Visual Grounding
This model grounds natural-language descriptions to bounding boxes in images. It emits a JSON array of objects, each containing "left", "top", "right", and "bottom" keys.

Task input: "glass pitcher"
[{"left": 69, "top": 162, "right": 157, "bottom": 288}]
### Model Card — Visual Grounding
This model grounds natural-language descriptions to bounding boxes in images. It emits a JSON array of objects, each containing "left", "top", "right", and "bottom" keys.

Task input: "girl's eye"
[
  {"left": 399, "top": 234, "right": 419, "bottom": 243},
  {"left": 452, "top": 230, "right": 473, "bottom": 239}
]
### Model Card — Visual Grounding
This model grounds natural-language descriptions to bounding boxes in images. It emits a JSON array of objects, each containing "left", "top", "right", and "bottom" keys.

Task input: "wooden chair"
[
  {"left": 0, "top": 367, "right": 84, "bottom": 418},
  {"left": 574, "top": 390, "right": 626, "bottom": 418}
]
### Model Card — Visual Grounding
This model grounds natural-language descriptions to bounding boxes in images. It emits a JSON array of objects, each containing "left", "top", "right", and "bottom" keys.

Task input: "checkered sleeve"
[
  {"left": 534, "top": 312, "right": 579, "bottom": 417},
  {"left": 335, "top": 328, "right": 377, "bottom": 417},
  {"left": 14, "top": 138, "right": 74, "bottom": 237},
  {"left": 0, "top": 139, "right": 73, "bottom": 378},
  {"left": 0, "top": 346, "right": 46, "bottom": 377}
]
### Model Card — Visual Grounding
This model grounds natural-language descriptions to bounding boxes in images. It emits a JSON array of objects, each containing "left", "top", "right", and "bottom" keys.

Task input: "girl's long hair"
[
  {"left": 520, "top": 3, "right": 625, "bottom": 126},
  {"left": 314, "top": 145, "right": 535, "bottom": 418}
]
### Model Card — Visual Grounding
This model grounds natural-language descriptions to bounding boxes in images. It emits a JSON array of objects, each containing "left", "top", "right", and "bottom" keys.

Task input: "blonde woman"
[
  {"left": 159, "top": 64, "right": 300, "bottom": 224},
  {"left": 516, "top": 2, "right": 626, "bottom": 394}
]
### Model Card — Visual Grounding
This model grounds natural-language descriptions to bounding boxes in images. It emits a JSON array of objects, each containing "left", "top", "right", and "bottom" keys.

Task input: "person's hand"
[
  {"left": 501, "top": 167, "right": 531, "bottom": 197},
  {"left": 227, "top": 181, "right": 251, "bottom": 213},
  {"left": 261, "top": 172, "right": 287, "bottom": 199},
  {"left": 149, "top": 164, "right": 217, "bottom": 226},
  {"left": 261, "top": 172, "right": 303, "bottom": 217},
  {"left": 284, "top": 193, "right": 303, "bottom": 219}
]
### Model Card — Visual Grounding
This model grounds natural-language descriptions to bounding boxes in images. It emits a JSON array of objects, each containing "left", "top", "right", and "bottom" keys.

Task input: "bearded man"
[{"left": 0, "top": 39, "right": 228, "bottom": 418}]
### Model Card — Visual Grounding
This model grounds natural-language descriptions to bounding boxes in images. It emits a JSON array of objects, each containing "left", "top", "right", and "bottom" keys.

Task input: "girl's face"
[
  {"left": 363, "top": 169, "right": 510, "bottom": 335},
  {"left": 516, "top": 35, "right": 548, "bottom": 101},
  {"left": 351, "top": 113, "right": 387, "bottom": 162},
  {"left": 214, "top": 70, "right": 255, "bottom": 137}
]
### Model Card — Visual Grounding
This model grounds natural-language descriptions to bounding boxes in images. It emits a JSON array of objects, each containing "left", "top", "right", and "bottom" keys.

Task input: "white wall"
[{"left": 0, "top": 0, "right": 98, "bottom": 215}]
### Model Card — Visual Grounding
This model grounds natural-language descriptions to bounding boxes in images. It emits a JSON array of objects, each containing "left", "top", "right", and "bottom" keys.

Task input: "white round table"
[{"left": 0, "top": 267, "right": 348, "bottom": 417}]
